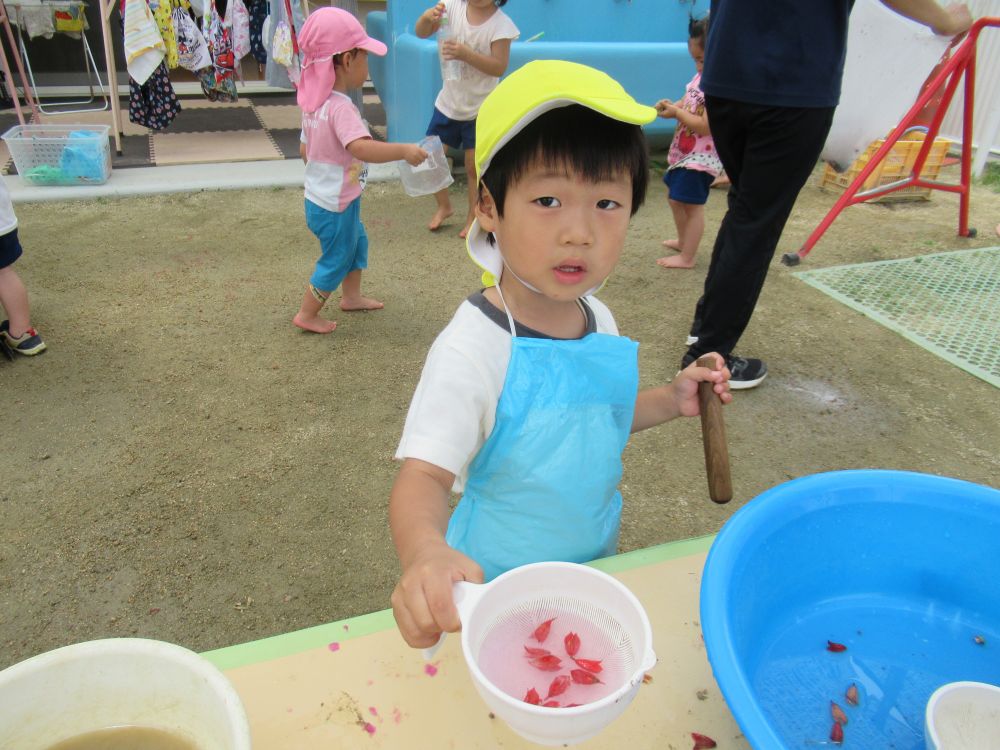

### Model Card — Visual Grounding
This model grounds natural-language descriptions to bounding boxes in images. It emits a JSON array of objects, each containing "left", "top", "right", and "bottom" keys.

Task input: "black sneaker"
[
  {"left": 681, "top": 353, "right": 767, "bottom": 390},
  {"left": 0, "top": 319, "right": 46, "bottom": 355}
]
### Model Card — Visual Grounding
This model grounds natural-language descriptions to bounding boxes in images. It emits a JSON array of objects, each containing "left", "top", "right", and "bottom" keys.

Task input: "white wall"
[{"left": 937, "top": 0, "right": 1000, "bottom": 174}]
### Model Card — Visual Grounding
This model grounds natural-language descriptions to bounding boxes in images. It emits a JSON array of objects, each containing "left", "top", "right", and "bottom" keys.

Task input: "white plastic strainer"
[{"left": 445, "top": 561, "right": 657, "bottom": 746}]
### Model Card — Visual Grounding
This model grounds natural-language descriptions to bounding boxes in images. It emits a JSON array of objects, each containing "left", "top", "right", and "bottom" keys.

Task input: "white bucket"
[
  {"left": 396, "top": 135, "right": 454, "bottom": 198},
  {"left": 0, "top": 638, "right": 252, "bottom": 750},
  {"left": 925, "top": 681, "right": 1000, "bottom": 750}
]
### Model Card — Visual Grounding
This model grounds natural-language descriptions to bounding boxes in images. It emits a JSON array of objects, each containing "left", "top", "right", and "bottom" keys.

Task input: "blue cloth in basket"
[{"left": 59, "top": 131, "right": 106, "bottom": 182}]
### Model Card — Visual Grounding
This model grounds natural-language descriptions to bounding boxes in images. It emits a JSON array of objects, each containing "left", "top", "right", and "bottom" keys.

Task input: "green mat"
[{"left": 795, "top": 247, "right": 1000, "bottom": 388}]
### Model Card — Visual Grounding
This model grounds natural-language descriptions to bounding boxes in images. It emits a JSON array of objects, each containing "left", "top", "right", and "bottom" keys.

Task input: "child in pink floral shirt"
[{"left": 654, "top": 16, "right": 721, "bottom": 270}]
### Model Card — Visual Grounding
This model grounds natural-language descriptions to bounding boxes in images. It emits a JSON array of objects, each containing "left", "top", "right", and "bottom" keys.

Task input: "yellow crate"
[{"left": 819, "top": 134, "right": 951, "bottom": 202}]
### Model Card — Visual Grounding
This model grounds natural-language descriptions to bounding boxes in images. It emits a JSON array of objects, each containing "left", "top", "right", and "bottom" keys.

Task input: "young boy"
[
  {"left": 292, "top": 7, "right": 428, "bottom": 333},
  {"left": 388, "top": 61, "right": 732, "bottom": 648},
  {"left": 0, "top": 175, "right": 45, "bottom": 356}
]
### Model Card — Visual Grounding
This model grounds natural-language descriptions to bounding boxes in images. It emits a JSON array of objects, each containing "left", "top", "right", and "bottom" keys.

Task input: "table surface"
[{"left": 202, "top": 536, "right": 751, "bottom": 749}]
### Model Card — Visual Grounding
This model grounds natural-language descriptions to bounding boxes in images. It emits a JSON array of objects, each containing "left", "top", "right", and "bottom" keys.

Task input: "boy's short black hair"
[{"left": 480, "top": 104, "right": 649, "bottom": 217}]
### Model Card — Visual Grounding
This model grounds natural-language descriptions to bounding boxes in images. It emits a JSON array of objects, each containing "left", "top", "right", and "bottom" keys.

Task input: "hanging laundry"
[
  {"left": 123, "top": 0, "right": 166, "bottom": 85},
  {"left": 263, "top": 0, "right": 301, "bottom": 89},
  {"left": 225, "top": 0, "right": 250, "bottom": 63},
  {"left": 128, "top": 60, "right": 182, "bottom": 129},
  {"left": 16, "top": 6, "right": 55, "bottom": 39},
  {"left": 53, "top": 4, "right": 87, "bottom": 35},
  {"left": 174, "top": 5, "right": 212, "bottom": 71},
  {"left": 151, "top": 0, "right": 180, "bottom": 68},
  {"left": 199, "top": 0, "right": 238, "bottom": 101},
  {"left": 248, "top": 0, "right": 266, "bottom": 64}
]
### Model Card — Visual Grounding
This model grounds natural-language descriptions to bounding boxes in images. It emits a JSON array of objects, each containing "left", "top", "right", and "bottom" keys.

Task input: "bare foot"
[
  {"left": 293, "top": 314, "right": 338, "bottom": 333},
  {"left": 656, "top": 255, "right": 696, "bottom": 269},
  {"left": 340, "top": 295, "right": 384, "bottom": 312},
  {"left": 458, "top": 216, "right": 475, "bottom": 239},
  {"left": 428, "top": 207, "right": 454, "bottom": 231},
  {"left": 661, "top": 239, "right": 682, "bottom": 251}
]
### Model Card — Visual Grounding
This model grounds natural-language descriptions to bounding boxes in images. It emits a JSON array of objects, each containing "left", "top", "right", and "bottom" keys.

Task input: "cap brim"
[
  {"left": 358, "top": 37, "right": 387, "bottom": 56},
  {"left": 465, "top": 218, "right": 502, "bottom": 285}
]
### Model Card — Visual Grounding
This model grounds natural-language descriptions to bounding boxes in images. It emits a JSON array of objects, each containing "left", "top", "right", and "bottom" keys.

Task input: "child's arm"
[
  {"left": 655, "top": 99, "right": 711, "bottom": 136},
  {"left": 441, "top": 37, "right": 512, "bottom": 78},
  {"left": 415, "top": 1, "right": 445, "bottom": 38},
  {"left": 299, "top": 142, "right": 307, "bottom": 164},
  {"left": 347, "top": 138, "right": 428, "bottom": 166},
  {"left": 389, "top": 458, "right": 484, "bottom": 648},
  {"left": 631, "top": 353, "right": 731, "bottom": 433}
]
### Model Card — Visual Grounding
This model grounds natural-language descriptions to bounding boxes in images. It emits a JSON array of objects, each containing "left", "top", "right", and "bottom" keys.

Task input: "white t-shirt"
[
  {"left": 434, "top": 0, "right": 519, "bottom": 122},
  {"left": 395, "top": 293, "right": 619, "bottom": 492},
  {"left": 0, "top": 176, "right": 18, "bottom": 236}
]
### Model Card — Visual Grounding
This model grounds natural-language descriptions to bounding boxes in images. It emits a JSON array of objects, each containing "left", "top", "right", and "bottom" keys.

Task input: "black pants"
[{"left": 685, "top": 97, "right": 835, "bottom": 363}]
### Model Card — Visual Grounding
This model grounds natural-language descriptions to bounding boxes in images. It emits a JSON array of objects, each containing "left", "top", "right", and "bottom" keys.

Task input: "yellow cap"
[
  {"left": 468, "top": 60, "right": 656, "bottom": 286},
  {"left": 474, "top": 60, "right": 657, "bottom": 181}
]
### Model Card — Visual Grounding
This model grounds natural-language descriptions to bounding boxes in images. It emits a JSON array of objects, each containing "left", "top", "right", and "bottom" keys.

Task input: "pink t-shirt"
[
  {"left": 301, "top": 91, "right": 372, "bottom": 212},
  {"left": 667, "top": 73, "right": 723, "bottom": 177}
]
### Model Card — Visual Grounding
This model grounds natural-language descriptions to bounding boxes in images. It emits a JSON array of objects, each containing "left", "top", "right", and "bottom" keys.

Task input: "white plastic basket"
[{"left": 2, "top": 124, "right": 112, "bottom": 186}]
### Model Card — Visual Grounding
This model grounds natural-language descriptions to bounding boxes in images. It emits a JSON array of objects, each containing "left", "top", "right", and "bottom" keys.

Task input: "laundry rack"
[
  {"left": 6, "top": 0, "right": 111, "bottom": 116},
  {"left": 782, "top": 17, "right": 1000, "bottom": 266},
  {"left": 0, "top": 0, "right": 39, "bottom": 124}
]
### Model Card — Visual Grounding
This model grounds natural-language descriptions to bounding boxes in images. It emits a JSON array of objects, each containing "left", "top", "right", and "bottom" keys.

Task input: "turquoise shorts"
[{"left": 305, "top": 197, "right": 368, "bottom": 293}]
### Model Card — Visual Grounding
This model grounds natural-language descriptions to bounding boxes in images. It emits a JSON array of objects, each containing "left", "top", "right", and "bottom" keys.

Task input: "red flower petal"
[
  {"left": 528, "top": 654, "right": 563, "bottom": 671},
  {"left": 532, "top": 617, "right": 556, "bottom": 643},
  {"left": 691, "top": 732, "right": 718, "bottom": 749},
  {"left": 523, "top": 646, "right": 550, "bottom": 657},
  {"left": 846, "top": 683, "right": 859, "bottom": 706},
  {"left": 546, "top": 674, "right": 571, "bottom": 699},
  {"left": 831, "top": 701, "right": 848, "bottom": 726},
  {"left": 564, "top": 631, "right": 581, "bottom": 657},
  {"left": 572, "top": 657, "right": 603, "bottom": 673},
  {"left": 524, "top": 687, "right": 540, "bottom": 705},
  {"left": 830, "top": 721, "right": 844, "bottom": 744},
  {"left": 570, "top": 668, "right": 602, "bottom": 685},
  {"left": 826, "top": 640, "right": 848, "bottom": 652}
]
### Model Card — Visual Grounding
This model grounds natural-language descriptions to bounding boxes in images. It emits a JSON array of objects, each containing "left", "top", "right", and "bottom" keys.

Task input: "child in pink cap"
[{"left": 292, "top": 7, "right": 428, "bottom": 334}]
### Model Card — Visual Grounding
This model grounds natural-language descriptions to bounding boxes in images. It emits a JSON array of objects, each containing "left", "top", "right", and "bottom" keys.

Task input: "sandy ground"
[{"left": 1, "top": 163, "right": 999, "bottom": 669}]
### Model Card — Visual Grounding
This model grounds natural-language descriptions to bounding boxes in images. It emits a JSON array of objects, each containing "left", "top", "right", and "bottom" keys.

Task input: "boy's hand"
[
  {"left": 403, "top": 144, "right": 429, "bottom": 166},
  {"left": 654, "top": 99, "right": 678, "bottom": 119},
  {"left": 391, "top": 542, "right": 483, "bottom": 648},
  {"left": 672, "top": 353, "right": 732, "bottom": 417}
]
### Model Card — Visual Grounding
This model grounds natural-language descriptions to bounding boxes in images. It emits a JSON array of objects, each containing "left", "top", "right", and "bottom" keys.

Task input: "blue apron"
[{"left": 445, "top": 302, "right": 639, "bottom": 582}]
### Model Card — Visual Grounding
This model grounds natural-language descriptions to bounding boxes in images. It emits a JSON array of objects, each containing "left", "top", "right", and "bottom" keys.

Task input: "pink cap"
[{"left": 296, "top": 7, "right": 387, "bottom": 113}]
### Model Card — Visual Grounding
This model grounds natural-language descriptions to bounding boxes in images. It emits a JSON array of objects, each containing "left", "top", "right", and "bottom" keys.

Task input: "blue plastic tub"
[{"left": 701, "top": 470, "right": 1000, "bottom": 749}]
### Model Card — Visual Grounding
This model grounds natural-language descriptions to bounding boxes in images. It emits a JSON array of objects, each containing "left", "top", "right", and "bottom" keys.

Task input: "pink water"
[{"left": 475, "top": 608, "right": 632, "bottom": 708}]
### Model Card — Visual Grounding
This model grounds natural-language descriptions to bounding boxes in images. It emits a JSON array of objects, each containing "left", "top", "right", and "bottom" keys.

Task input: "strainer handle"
[
  {"left": 697, "top": 355, "right": 733, "bottom": 504},
  {"left": 421, "top": 580, "right": 486, "bottom": 661}
]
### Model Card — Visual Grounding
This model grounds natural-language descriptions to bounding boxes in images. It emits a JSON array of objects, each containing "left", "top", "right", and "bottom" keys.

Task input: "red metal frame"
[{"left": 782, "top": 17, "right": 1000, "bottom": 266}]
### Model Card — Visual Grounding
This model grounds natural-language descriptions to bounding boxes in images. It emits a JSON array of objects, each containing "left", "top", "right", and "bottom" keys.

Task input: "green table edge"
[{"left": 202, "top": 534, "right": 716, "bottom": 671}]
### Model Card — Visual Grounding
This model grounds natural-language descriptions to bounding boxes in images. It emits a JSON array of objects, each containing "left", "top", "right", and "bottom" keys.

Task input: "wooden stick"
[{"left": 696, "top": 355, "right": 732, "bottom": 503}]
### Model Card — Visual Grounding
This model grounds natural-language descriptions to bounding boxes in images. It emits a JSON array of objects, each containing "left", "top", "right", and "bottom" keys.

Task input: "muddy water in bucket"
[{"left": 45, "top": 726, "right": 199, "bottom": 750}]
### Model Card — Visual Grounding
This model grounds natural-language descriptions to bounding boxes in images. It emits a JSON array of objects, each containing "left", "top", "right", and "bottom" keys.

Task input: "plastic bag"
[{"left": 174, "top": 6, "right": 212, "bottom": 71}]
